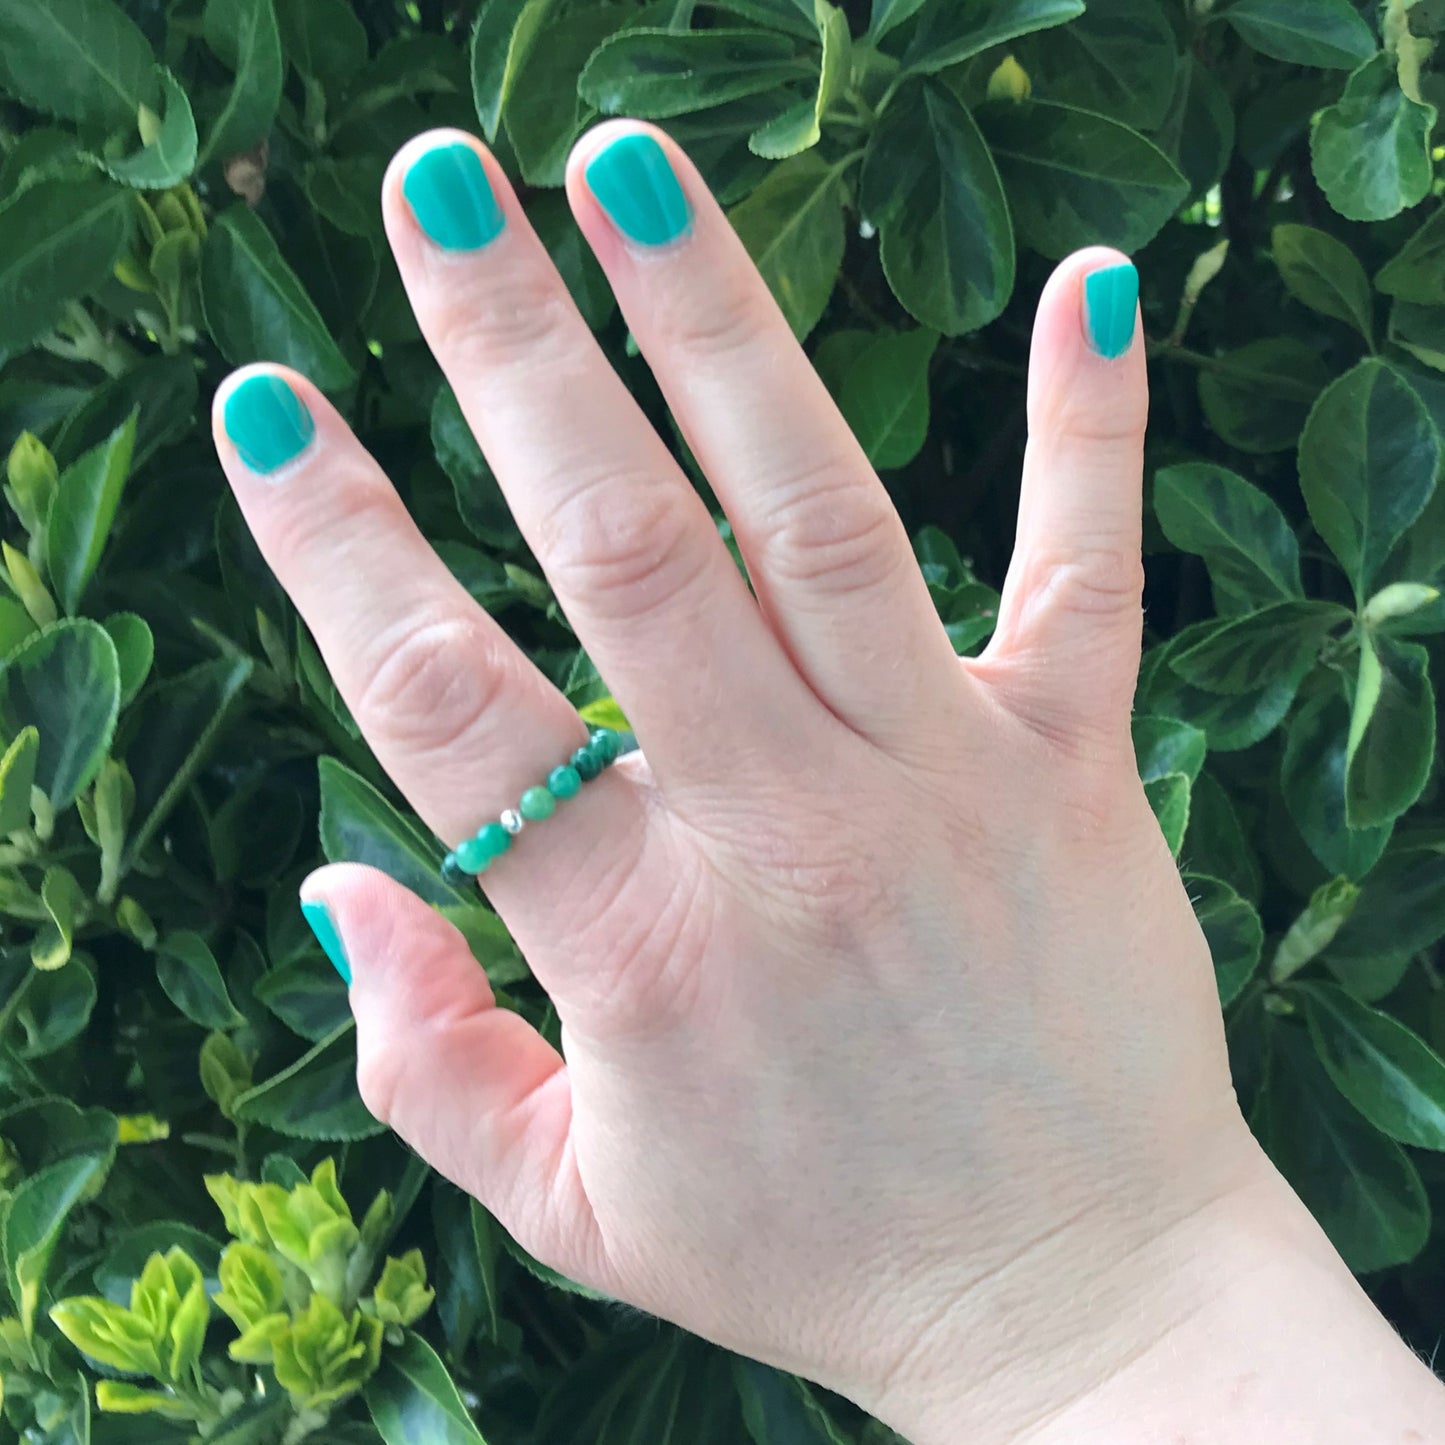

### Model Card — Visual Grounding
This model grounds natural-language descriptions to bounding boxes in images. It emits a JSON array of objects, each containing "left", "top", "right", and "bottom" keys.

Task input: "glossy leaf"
[
  {"left": 47, "top": 411, "right": 135, "bottom": 617},
  {"left": 102, "top": 613, "right": 153, "bottom": 706},
  {"left": 275, "top": 0, "right": 367, "bottom": 88},
  {"left": 1167, "top": 600, "right": 1347, "bottom": 694},
  {"left": 1311, "top": 52, "right": 1437, "bottom": 222},
  {"left": 98, "top": 70, "right": 197, "bottom": 190},
  {"left": 1389, "top": 299, "right": 1445, "bottom": 373},
  {"left": 903, "top": 0, "right": 1083, "bottom": 73},
  {"left": 1223, "top": 0, "right": 1376, "bottom": 70},
  {"left": 1187, "top": 873, "right": 1263, "bottom": 1006},
  {"left": 470, "top": 0, "right": 553, "bottom": 143},
  {"left": 861, "top": 79, "right": 1014, "bottom": 335},
  {"left": 735, "top": 1359, "right": 848, "bottom": 1445},
  {"left": 231, "top": 1021, "right": 384, "bottom": 1140},
  {"left": 201, "top": 0, "right": 283, "bottom": 164},
  {"left": 155, "top": 931, "right": 245, "bottom": 1031},
  {"left": 749, "top": 3, "right": 849, "bottom": 159},
  {"left": 837, "top": 328, "right": 937, "bottom": 467},
  {"left": 365, "top": 1331, "right": 487, "bottom": 1445},
  {"left": 1298, "top": 359, "right": 1441, "bottom": 599},
  {"left": 431, "top": 384, "right": 519, "bottom": 549},
  {"left": 1272, "top": 877, "right": 1360, "bottom": 982},
  {"left": 1144, "top": 773, "right": 1190, "bottom": 856},
  {"left": 981, "top": 99, "right": 1186, "bottom": 258},
  {"left": 1345, "top": 633, "right": 1435, "bottom": 829},
  {"left": 1328, "top": 836, "right": 1445, "bottom": 964},
  {"left": 0, "top": 726, "right": 39, "bottom": 834},
  {"left": 1375, "top": 204, "right": 1445, "bottom": 304},
  {"left": 1197, "top": 337, "right": 1329, "bottom": 454},
  {"left": 201, "top": 206, "right": 355, "bottom": 392},
  {"left": 1272, "top": 223, "right": 1374, "bottom": 343}
]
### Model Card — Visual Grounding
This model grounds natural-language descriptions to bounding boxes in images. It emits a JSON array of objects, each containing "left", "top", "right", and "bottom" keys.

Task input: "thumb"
[
  {"left": 977, "top": 247, "right": 1148, "bottom": 752},
  {"left": 300, "top": 863, "right": 610, "bottom": 1291}
]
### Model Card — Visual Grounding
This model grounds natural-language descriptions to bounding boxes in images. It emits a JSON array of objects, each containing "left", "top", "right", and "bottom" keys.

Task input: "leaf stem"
[{"left": 1145, "top": 340, "right": 1325, "bottom": 403}]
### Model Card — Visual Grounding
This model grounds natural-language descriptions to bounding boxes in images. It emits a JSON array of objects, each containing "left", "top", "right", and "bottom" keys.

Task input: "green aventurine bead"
[
  {"left": 520, "top": 786, "right": 556, "bottom": 821},
  {"left": 455, "top": 835, "right": 492, "bottom": 873},
  {"left": 441, "top": 853, "right": 470, "bottom": 887},
  {"left": 572, "top": 746, "right": 603, "bottom": 782},
  {"left": 478, "top": 821, "right": 513, "bottom": 859},
  {"left": 589, "top": 728, "right": 620, "bottom": 763},
  {"left": 547, "top": 765, "right": 582, "bottom": 799}
]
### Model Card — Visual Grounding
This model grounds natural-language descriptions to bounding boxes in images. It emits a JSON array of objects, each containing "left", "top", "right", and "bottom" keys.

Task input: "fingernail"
[
  {"left": 1083, "top": 261, "right": 1139, "bottom": 359},
  {"left": 301, "top": 898, "right": 351, "bottom": 986},
  {"left": 585, "top": 133, "right": 691, "bottom": 247},
  {"left": 223, "top": 374, "right": 315, "bottom": 475},
  {"left": 403, "top": 141, "right": 505, "bottom": 251}
]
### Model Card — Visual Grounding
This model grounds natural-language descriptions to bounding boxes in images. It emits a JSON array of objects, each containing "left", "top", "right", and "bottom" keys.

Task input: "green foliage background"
[{"left": 0, "top": 0, "right": 1443, "bottom": 1438}]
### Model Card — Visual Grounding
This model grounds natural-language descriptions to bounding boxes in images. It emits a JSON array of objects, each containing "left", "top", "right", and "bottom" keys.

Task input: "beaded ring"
[{"left": 440, "top": 726, "right": 626, "bottom": 886}]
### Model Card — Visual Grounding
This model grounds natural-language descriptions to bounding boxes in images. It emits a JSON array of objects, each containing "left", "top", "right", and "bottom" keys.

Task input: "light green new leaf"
[
  {"left": 0, "top": 726, "right": 39, "bottom": 835},
  {"left": 1223, "top": 0, "right": 1376, "bottom": 70},
  {"left": 1311, "top": 52, "right": 1436, "bottom": 222},
  {"left": 1376, "top": 204, "right": 1445, "bottom": 304},
  {"left": 202, "top": 0, "right": 284, "bottom": 164},
  {"left": 470, "top": 0, "right": 553, "bottom": 143},
  {"left": 201, "top": 207, "right": 355, "bottom": 392},
  {"left": 1301, "top": 983, "right": 1445, "bottom": 1150},
  {"left": 232, "top": 1021, "right": 384, "bottom": 1140},
  {"left": 0, "top": 621, "right": 119, "bottom": 810},
  {"left": 1153, "top": 462, "right": 1302, "bottom": 614},
  {"left": 861, "top": 79, "right": 1014, "bottom": 335},
  {"left": 1186, "top": 873, "right": 1263, "bottom": 1006},
  {"left": 837, "top": 328, "right": 937, "bottom": 468},
  {"left": 156, "top": 931, "right": 246, "bottom": 1030},
  {"left": 1272, "top": 877, "right": 1360, "bottom": 982},
  {"left": 32, "top": 865, "right": 83, "bottom": 971},
  {"left": 1297, "top": 359, "right": 1440, "bottom": 599},
  {"left": 97, "top": 70, "right": 197, "bottom": 190},
  {"left": 0, "top": 178, "right": 130, "bottom": 358},
  {"left": 729, "top": 151, "right": 846, "bottom": 340},
  {"left": 579, "top": 29, "right": 806, "bottom": 118},
  {"left": 46, "top": 411, "right": 136, "bottom": 617},
  {"left": 1168, "top": 600, "right": 1348, "bottom": 695},
  {"left": 365, "top": 1331, "right": 487, "bottom": 1445},
  {"left": 980, "top": 99, "right": 1186, "bottom": 258},
  {"left": 748, "top": 2, "right": 849, "bottom": 159},
  {"left": 1272, "top": 224, "right": 1374, "bottom": 344},
  {"left": 1344, "top": 632, "right": 1435, "bottom": 829},
  {"left": 903, "top": 0, "right": 1083, "bottom": 75},
  {"left": 0, "top": 0, "right": 158, "bottom": 129}
]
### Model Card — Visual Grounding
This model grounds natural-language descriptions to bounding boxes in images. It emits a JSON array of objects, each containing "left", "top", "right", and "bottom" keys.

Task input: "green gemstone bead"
[
  {"left": 547, "top": 765, "right": 581, "bottom": 799},
  {"left": 455, "top": 835, "right": 492, "bottom": 873},
  {"left": 520, "top": 786, "right": 556, "bottom": 821},
  {"left": 572, "top": 745, "right": 603, "bottom": 782},
  {"left": 589, "top": 727, "right": 620, "bottom": 763},
  {"left": 477, "top": 821, "right": 513, "bottom": 858},
  {"left": 441, "top": 852, "right": 471, "bottom": 887}
]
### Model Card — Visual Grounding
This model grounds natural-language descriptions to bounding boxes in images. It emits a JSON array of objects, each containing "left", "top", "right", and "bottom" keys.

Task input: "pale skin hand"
[{"left": 212, "top": 122, "right": 1445, "bottom": 1443}]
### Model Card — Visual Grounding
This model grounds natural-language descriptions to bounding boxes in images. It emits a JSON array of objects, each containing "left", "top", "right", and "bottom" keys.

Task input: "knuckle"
[
  {"left": 355, "top": 612, "right": 514, "bottom": 756},
  {"left": 1035, "top": 546, "right": 1145, "bottom": 619},
  {"left": 538, "top": 475, "right": 705, "bottom": 622},
  {"left": 1034, "top": 384, "right": 1149, "bottom": 445},
  {"left": 429, "top": 266, "right": 576, "bottom": 371},
  {"left": 659, "top": 273, "right": 776, "bottom": 363}
]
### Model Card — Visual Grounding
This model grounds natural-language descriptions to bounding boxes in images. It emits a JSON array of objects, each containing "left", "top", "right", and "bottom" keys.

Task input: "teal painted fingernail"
[
  {"left": 1083, "top": 261, "right": 1139, "bottom": 359},
  {"left": 403, "top": 142, "right": 505, "bottom": 251},
  {"left": 224, "top": 374, "right": 315, "bottom": 475},
  {"left": 301, "top": 899, "right": 351, "bottom": 986},
  {"left": 585, "top": 133, "right": 691, "bottom": 247}
]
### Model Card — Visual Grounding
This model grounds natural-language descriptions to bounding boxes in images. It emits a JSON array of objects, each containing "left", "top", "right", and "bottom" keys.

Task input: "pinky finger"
[{"left": 300, "top": 863, "right": 610, "bottom": 1292}]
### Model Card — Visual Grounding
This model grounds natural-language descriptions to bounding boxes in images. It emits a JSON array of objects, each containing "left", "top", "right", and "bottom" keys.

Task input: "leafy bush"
[{"left": 0, "top": 0, "right": 1442, "bottom": 1438}]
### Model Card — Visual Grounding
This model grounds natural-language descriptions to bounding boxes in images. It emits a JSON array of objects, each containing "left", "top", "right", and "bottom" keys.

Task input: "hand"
[{"left": 211, "top": 123, "right": 1441, "bottom": 1443}]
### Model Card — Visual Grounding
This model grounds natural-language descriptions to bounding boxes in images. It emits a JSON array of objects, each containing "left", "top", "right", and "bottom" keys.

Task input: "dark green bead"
[
  {"left": 572, "top": 745, "right": 603, "bottom": 782},
  {"left": 477, "top": 821, "right": 513, "bottom": 858},
  {"left": 441, "top": 853, "right": 471, "bottom": 887},
  {"left": 520, "top": 786, "right": 555, "bottom": 821},
  {"left": 589, "top": 727, "right": 620, "bottom": 763},
  {"left": 455, "top": 835, "right": 492, "bottom": 873},
  {"left": 547, "top": 765, "right": 581, "bottom": 799}
]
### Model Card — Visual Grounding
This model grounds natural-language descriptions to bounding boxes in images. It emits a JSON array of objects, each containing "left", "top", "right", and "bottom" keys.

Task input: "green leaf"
[
  {"left": 1143, "top": 772, "right": 1190, "bottom": 856},
  {"left": 1297, "top": 359, "right": 1441, "bottom": 600},
  {"left": 1018, "top": 0, "right": 1177, "bottom": 130},
  {"left": 1168, "top": 600, "right": 1347, "bottom": 695},
  {"left": 1197, "top": 337, "right": 1329, "bottom": 454},
  {"left": 735, "top": 1359, "right": 848, "bottom": 1445},
  {"left": 1281, "top": 685, "right": 1393, "bottom": 879},
  {"left": 97, "top": 70, "right": 197, "bottom": 190},
  {"left": 155, "top": 932, "right": 245, "bottom": 1031},
  {"left": 729, "top": 151, "right": 846, "bottom": 341},
  {"left": 1187, "top": 873, "right": 1262, "bottom": 1006},
  {"left": 748, "top": 2, "right": 849, "bottom": 159},
  {"left": 0, "top": 620, "right": 119, "bottom": 810},
  {"left": 868, "top": 0, "right": 928, "bottom": 43},
  {"left": 835, "top": 328, "right": 937, "bottom": 467},
  {"left": 431, "top": 384, "right": 519, "bottom": 549},
  {"left": 1184, "top": 772, "right": 1260, "bottom": 902},
  {"left": 365, "top": 1331, "right": 487, "bottom": 1445},
  {"left": 201, "top": 207, "right": 355, "bottom": 392},
  {"left": 1271, "top": 223, "right": 1374, "bottom": 344},
  {"left": 0, "top": 726, "right": 39, "bottom": 834},
  {"left": 319, "top": 756, "right": 470, "bottom": 908},
  {"left": 253, "top": 955, "right": 351, "bottom": 1041},
  {"left": 1344, "top": 633, "right": 1435, "bottom": 829},
  {"left": 470, "top": 0, "right": 553, "bottom": 143},
  {"left": 1222, "top": 0, "right": 1376, "bottom": 70},
  {"left": 53, "top": 353, "right": 198, "bottom": 473},
  {"left": 1328, "top": 835, "right": 1445, "bottom": 964},
  {"left": 1153, "top": 463, "right": 1303, "bottom": 615},
  {"left": 1253, "top": 1020, "right": 1428, "bottom": 1273},
  {"left": 1272, "top": 877, "right": 1360, "bottom": 982},
  {"left": 102, "top": 614, "right": 153, "bottom": 706},
  {"left": 1311, "top": 52, "right": 1437, "bottom": 223},
  {"left": 580, "top": 29, "right": 805, "bottom": 119},
  {"left": 0, "top": 0, "right": 158, "bottom": 129},
  {"left": 861, "top": 78, "right": 1014, "bottom": 335},
  {"left": 275, "top": 0, "right": 367, "bottom": 89},
  {"left": 232, "top": 1021, "right": 384, "bottom": 1140},
  {"left": 0, "top": 178, "right": 130, "bottom": 358},
  {"left": 46, "top": 411, "right": 135, "bottom": 617},
  {"left": 1388, "top": 299, "right": 1445, "bottom": 373},
  {"left": 33, "top": 865, "right": 84, "bottom": 971},
  {"left": 1132, "top": 715, "right": 1207, "bottom": 784},
  {"left": 904, "top": 0, "right": 1083, "bottom": 75},
  {"left": 1300, "top": 983, "right": 1445, "bottom": 1150},
  {"left": 13, "top": 956, "right": 97, "bottom": 1057},
  {"left": 1375, "top": 203, "right": 1445, "bottom": 304},
  {"left": 201, "top": 0, "right": 284, "bottom": 164},
  {"left": 1152, "top": 54, "right": 1235, "bottom": 200},
  {"left": 122, "top": 655, "right": 253, "bottom": 865},
  {"left": 979, "top": 99, "right": 1187, "bottom": 259}
]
